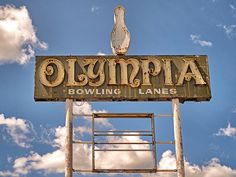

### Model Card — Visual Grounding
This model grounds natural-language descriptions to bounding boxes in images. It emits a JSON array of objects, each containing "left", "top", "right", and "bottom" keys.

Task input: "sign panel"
[{"left": 34, "top": 55, "right": 211, "bottom": 102}]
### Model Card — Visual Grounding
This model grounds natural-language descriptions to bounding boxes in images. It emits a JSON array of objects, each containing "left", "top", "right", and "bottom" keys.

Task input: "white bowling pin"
[{"left": 111, "top": 6, "right": 130, "bottom": 55}]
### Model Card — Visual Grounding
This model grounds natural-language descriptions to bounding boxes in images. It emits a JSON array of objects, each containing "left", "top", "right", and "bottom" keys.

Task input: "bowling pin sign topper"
[{"left": 111, "top": 6, "right": 130, "bottom": 55}]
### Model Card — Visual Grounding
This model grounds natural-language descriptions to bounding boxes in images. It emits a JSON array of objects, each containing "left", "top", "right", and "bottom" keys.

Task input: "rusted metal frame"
[
  {"left": 151, "top": 113, "right": 157, "bottom": 171},
  {"left": 73, "top": 111, "right": 177, "bottom": 174},
  {"left": 95, "top": 149, "right": 152, "bottom": 151},
  {"left": 94, "top": 133, "right": 152, "bottom": 136},
  {"left": 91, "top": 112, "right": 157, "bottom": 173},
  {"left": 92, "top": 113, "right": 95, "bottom": 171}
]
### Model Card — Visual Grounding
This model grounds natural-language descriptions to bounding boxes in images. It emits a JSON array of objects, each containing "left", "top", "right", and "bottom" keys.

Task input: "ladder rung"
[
  {"left": 94, "top": 142, "right": 152, "bottom": 145},
  {"left": 94, "top": 130, "right": 152, "bottom": 133},
  {"left": 94, "top": 133, "right": 153, "bottom": 136},
  {"left": 95, "top": 149, "right": 152, "bottom": 151}
]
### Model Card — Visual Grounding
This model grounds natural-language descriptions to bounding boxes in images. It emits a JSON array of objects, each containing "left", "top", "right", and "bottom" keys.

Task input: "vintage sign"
[{"left": 34, "top": 55, "right": 211, "bottom": 102}]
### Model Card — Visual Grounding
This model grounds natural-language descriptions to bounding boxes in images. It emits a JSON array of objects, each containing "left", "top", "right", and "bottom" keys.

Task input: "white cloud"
[
  {"left": 0, "top": 114, "right": 32, "bottom": 148},
  {"left": 91, "top": 6, "right": 100, "bottom": 13},
  {"left": 142, "top": 151, "right": 236, "bottom": 177},
  {"left": 0, "top": 126, "right": 66, "bottom": 176},
  {"left": 216, "top": 123, "right": 236, "bottom": 138},
  {"left": 74, "top": 126, "right": 91, "bottom": 136},
  {"left": 73, "top": 102, "right": 112, "bottom": 127},
  {"left": 190, "top": 34, "right": 213, "bottom": 47},
  {"left": 217, "top": 24, "right": 236, "bottom": 38},
  {"left": 0, "top": 5, "right": 47, "bottom": 65}
]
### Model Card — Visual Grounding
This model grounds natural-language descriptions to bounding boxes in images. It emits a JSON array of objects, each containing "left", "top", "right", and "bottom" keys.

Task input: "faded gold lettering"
[
  {"left": 66, "top": 59, "right": 88, "bottom": 86},
  {"left": 163, "top": 59, "right": 173, "bottom": 85},
  {"left": 177, "top": 59, "right": 206, "bottom": 85},
  {"left": 141, "top": 59, "right": 161, "bottom": 85},
  {"left": 39, "top": 58, "right": 64, "bottom": 87},
  {"left": 84, "top": 59, "right": 106, "bottom": 87},
  {"left": 108, "top": 59, "right": 140, "bottom": 87}
]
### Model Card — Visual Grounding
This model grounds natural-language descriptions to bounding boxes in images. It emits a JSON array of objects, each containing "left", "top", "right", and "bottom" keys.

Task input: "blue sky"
[{"left": 0, "top": 0, "right": 236, "bottom": 177}]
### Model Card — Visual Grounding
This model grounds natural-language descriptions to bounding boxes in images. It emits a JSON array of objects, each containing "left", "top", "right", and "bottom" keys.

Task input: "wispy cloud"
[
  {"left": 0, "top": 114, "right": 33, "bottom": 148},
  {"left": 91, "top": 6, "right": 100, "bottom": 13},
  {"left": 232, "top": 108, "right": 236, "bottom": 113},
  {"left": 216, "top": 123, "right": 236, "bottom": 138},
  {"left": 230, "top": 4, "right": 236, "bottom": 11},
  {"left": 190, "top": 34, "right": 213, "bottom": 47},
  {"left": 217, "top": 24, "right": 236, "bottom": 38},
  {"left": 0, "top": 5, "right": 47, "bottom": 65}
]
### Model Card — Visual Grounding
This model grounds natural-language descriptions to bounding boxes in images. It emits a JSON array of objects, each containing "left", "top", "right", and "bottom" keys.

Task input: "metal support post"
[
  {"left": 151, "top": 114, "right": 157, "bottom": 170},
  {"left": 92, "top": 113, "right": 95, "bottom": 171},
  {"left": 172, "top": 98, "right": 185, "bottom": 177},
  {"left": 65, "top": 99, "right": 73, "bottom": 177}
]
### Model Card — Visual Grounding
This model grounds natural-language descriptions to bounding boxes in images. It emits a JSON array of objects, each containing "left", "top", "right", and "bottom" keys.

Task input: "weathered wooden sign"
[{"left": 34, "top": 55, "right": 211, "bottom": 102}]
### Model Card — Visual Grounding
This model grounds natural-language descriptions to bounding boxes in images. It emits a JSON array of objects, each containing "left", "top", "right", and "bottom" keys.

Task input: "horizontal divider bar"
[
  {"left": 156, "top": 141, "right": 175, "bottom": 144},
  {"left": 73, "top": 114, "right": 93, "bottom": 117},
  {"left": 73, "top": 141, "right": 92, "bottom": 144},
  {"left": 73, "top": 169, "right": 177, "bottom": 173},
  {"left": 94, "top": 130, "right": 152, "bottom": 133},
  {"left": 73, "top": 114, "right": 173, "bottom": 118},
  {"left": 94, "top": 134, "right": 153, "bottom": 136},
  {"left": 73, "top": 141, "right": 175, "bottom": 145},
  {"left": 94, "top": 149, "right": 152, "bottom": 151},
  {"left": 93, "top": 169, "right": 156, "bottom": 173},
  {"left": 93, "top": 113, "right": 153, "bottom": 118},
  {"left": 94, "top": 117, "right": 152, "bottom": 119},
  {"left": 155, "top": 114, "right": 173, "bottom": 117},
  {"left": 156, "top": 169, "right": 177, "bottom": 172},
  {"left": 94, "top": 142, "right": 152, "bottom": 145}
]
